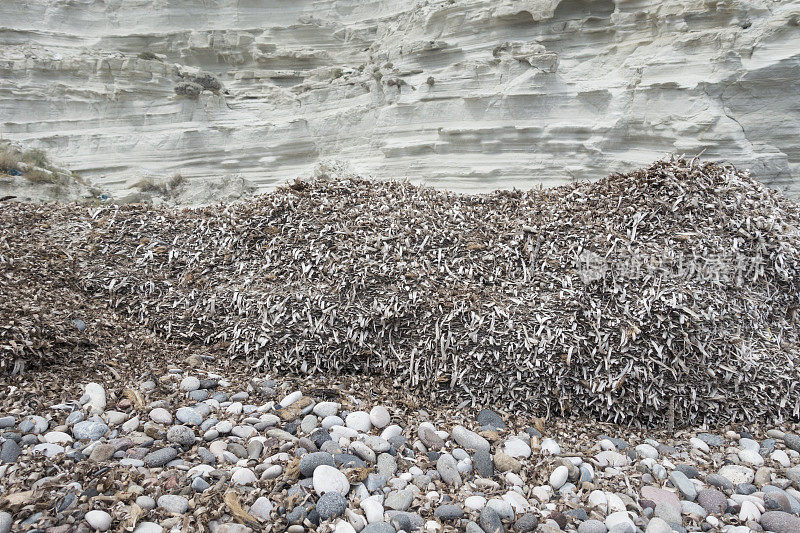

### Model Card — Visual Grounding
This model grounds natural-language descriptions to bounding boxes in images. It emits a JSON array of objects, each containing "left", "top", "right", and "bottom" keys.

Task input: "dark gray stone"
[
  {"left": 761, "top": 511, "right": 800, "bottom": 533},
  {"left": 705, "top": 474, "right": 734, "bottom": 493},
  {"left": 316, "top": 492, "right": 347, "bottom": 520},
  {"left": 434, "top": 504, "right": 463, "bottom": 520},
  {"left": 480, "top": 506, "right": 503, "bottom": 533},
  {"left": 513, "top": 512, "right": 539, "bottom": 532},
  {"left": 361, "top": 523, "right": 396, "bottom": 533},
  {"left": 144, "top": 447, "right": 178, "bottom": 467},
  {"left": 300, "top": 452, "right": 336, "bottom": 478},
  {"left": 0, "top": 439, "right": 20, "bottom": 464},
  {"left": 473, "top": 448, "right": 494, "bottom": 478},
  {"left": 783, "top": 434, "right": 800, "bottom": 454},
  {"left": 697, "top": 489, "right": 727, "bottom": 514},
  {"left": 477, "top": 409, "right": 506, "bottom": 430}
]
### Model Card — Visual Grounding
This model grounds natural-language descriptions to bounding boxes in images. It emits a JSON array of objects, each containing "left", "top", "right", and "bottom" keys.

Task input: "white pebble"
[
  {"left": 369, "top": 406, "right": 390, "bottom": 428},
  {"left": 231, "top": 468, "right": 257, "bottom": 485},
  {"left": 313, "top": 464, "right": 350, "bottom": 496},
  {"left": 280, "top": 391, "right": 302, "bottom": 408},
  {"left": 345, "top": 411, "right": 372, "bottom": 433},
  {"left": 84, "top": 383, "right": 106, "bottom": 415},
  {"left": 85, "top": 510, "right": 112, "bottom": 531},
  {"left": 180, "top": 376, "right": 200, "bottom": 392},
  {"left": 549, "top": 465, "right": 568, "bottom": 489}
]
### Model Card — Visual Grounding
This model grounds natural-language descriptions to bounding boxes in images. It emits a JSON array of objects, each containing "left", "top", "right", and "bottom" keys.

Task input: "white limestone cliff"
[{"left": 1, "top": 0, "right": 799, "bottom": 196}]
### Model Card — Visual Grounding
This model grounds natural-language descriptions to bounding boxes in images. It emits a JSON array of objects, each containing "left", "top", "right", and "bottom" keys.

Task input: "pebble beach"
[{"left": 1, "top": 355, "right": 799, "bottom": 533}]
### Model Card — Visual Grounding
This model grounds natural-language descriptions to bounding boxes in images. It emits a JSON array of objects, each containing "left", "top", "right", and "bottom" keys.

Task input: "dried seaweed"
[{"left": 2, "top": 159, "right": 799, "bottom": 426}]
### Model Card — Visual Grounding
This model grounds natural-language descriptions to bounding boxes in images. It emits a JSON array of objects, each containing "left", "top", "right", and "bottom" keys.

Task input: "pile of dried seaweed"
[{"left": 2, "top": 159, "right": 799, "bottom": 426}]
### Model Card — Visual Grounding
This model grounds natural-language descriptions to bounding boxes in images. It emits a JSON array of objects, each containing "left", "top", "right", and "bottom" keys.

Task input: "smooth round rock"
[
  {"left": 157, "top": 494, "right": 189, "bottom": 514},
  {"left": 317, "top": 492, "right": 348, "bottom": 520},
  {"left": 166, "top": 425, "right": 195, "bottom": 446},
  {"left": 72, "top": 420, "right": 109, "bottom": 441},
  {"left": 313, "top": 464, "right": 350, "bottom": 496},
  {"left": 345, "top": 411, "right": 372, "bottom": 433},
  {"left": 249, "top": 497, "right": 273, "bottom": 520},
  {"left": 144, "top": 447, "right": 178, "bottom": 467},
  {"left": 85, "top": 510, "right": 112, "bottom": 531},
  {"left": 434, "top": 504, "right": 463, "bottom": 520},
  {"left": 231, "top": 468, "right": 257, "bottom": 485},
  {"left": 180, "top": 376, "right": 200, "bottom": 391},
  {"left": 761, "top": 510, "right": 800, "bottom": 532},
  {"left": 369, "top": 406, "right": 390, "bottom": 429},
  {"left": 550, "top": 465, "right": 568, "bottom": 489},
  {"left": 300, "top": 451, "right": 336, "bottom": 477},
  {"left": 578, "top": 519, "right": 608, "bottom": 533},
  {"left": 149, "top": 408, "right": 172, "bottom": 425},
  {"left": 176, "top": 407, "right": 203, "bottom": 426},
  {"left": 697, "top": 489, "right": 727, "bottom": 514}
]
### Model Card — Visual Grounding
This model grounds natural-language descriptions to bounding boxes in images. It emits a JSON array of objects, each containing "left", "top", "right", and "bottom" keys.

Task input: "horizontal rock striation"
[
  {"left": 3, "top": 159, "right": 799, "bottom": 426},
  {"left": 1, "top": 0, "right": 799, "bottom": 195}
]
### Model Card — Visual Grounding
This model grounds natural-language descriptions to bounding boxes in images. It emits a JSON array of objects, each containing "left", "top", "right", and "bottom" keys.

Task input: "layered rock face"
[{"left": 1, "top": 0, "right": 799, "bottom": 195}]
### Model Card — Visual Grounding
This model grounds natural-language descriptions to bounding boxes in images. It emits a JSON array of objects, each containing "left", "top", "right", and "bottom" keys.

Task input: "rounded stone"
[
  {"left": 135, "top": 496, "right": 156, "bottom": 510},
  {"left": 513, "top": 512, "right": 539, "bottom": 532},
  {"left": 452, "top": 425, "right": 490, "bottom": 452},
  {"left": 317, "top": 492, "right": 348, "bottom": 520},
  {"left": 312, "top": 464, "right": 350, "bottom": 496},
  {"left": 299, "top": 451, "right": 336, "bottom": 477},
  {"left": 369, "top": 406, "right": 391, "bottom": 429},
  {"left": 477, "top": 409, "right": 506, "bottom": 430},
  {"left": 434, "top": 504, "right": 463, "bottom": 520},
  {"left": 85, "top": 510, "right": 112, "bottom": 531},
  {"left": 345, "top": 411, "right": 372, "bottom": 433},
  {"left": 0, "top": 512, "right": 11, "bottom": 533},
  {"left": 578, "top": 519, "right": 608, "bottom": 533},
  {"left": 231, "top": 468, "right": 257, "bottom": 485},
  {"left": 760, "top": 510, "right": 800, "bottom": 533},
  {"left": 718, "top": 465, "right": 755, "bottom": 486},
  {"left": 176, "top": 407, "right": 203, "bottom": 426},
  {"left": 180, "top": 376, "right": 200, "bottom": 391},
  {"left": 550, "top": 465, "right": 568, "bottom": 489},
  {"left": 148, "top": 408, "right": 172, "bottom": 425},
  {"left": 166, "top": 425, "right": 195, "bottom": 446},
  {"left": 72, "top": 420, "right": 109, "bottom": 441},
  {"left": 697, "top": 489, "right": 727, "bottom": 514},
  {"left": 249, "top": 496, "right": 273, "bottom": 520},
  {"left": 157, "top": 494, "right": 189, "bottom": 514},
  {"left": 144, "top": 447, "right": 178, "bottom": 467}
]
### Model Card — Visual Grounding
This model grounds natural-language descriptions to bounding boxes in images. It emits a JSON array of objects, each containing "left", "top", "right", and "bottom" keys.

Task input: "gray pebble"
[
  {"left": 436, "top": 454, "right": 462, "bottom": 487},
  {"left": 361, "top": 523, "right": 396, "bottom": 533},
  {"left": 144, "top": 447, "right": 178, "bottom": 467},
  {"left": 316, "top": 492, "right": 347, "bottom": 520},
  {"left": 191, "top": 477, "right": 210, "bottom": 492},
  {"left": 0, "top": 417, "right": 15, "bottom": 430},
  {"left": 0, "top": 511, "right": 12, "bottom": 533},
  {"left": 473, "top": 448, "right": 494, "bottom": 478},
  {"left": 479, "top": 506, "right": 503, "bottom": 533},
  {"left": 477, "top": 409, "right": 506, "bottom": 430},
  {"left": 577, "top": 519, "right": 607, "bottom": 533},
  {"left": 166, "top": 425, "right": 195, "bottom": 446},
  {"left": 669, "top": 470, "right": 696, "bottom": 501},
  {"left": 514, "top": 513, "right": 539, "bottom": 532},
  {"left": 157, "top": 494, "right": 189, "bottom": 514},
  {"left": 72, "top": 420, "right": 109, "bottom": 441},
  {"left": 136, "top": 495, "right": 156, "bottom": 510},
  {"left": 0, "top": 440, "right": 20, "bottom": 464},
  {"left": 176, "top": 407, "right": 203, "bottom": 426},
  {"left": 299, "top": 451, "right": 335, "bottom": 477},
  {"left": 434, "top": 504, "right": 463, "bottom": 520},
  {"left": 385, "top": 489, "right": 414, "bottom": 511}
]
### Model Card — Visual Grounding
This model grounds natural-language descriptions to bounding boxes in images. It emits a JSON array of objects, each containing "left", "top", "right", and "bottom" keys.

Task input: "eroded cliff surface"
[{"left": 1, "top": 0, "right": 799, "bottom": 194}]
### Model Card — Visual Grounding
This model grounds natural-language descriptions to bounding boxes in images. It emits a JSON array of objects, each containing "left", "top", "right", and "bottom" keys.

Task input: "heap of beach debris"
[{"left": 1, "top": 158, "right": 798, "bottom": 427}]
